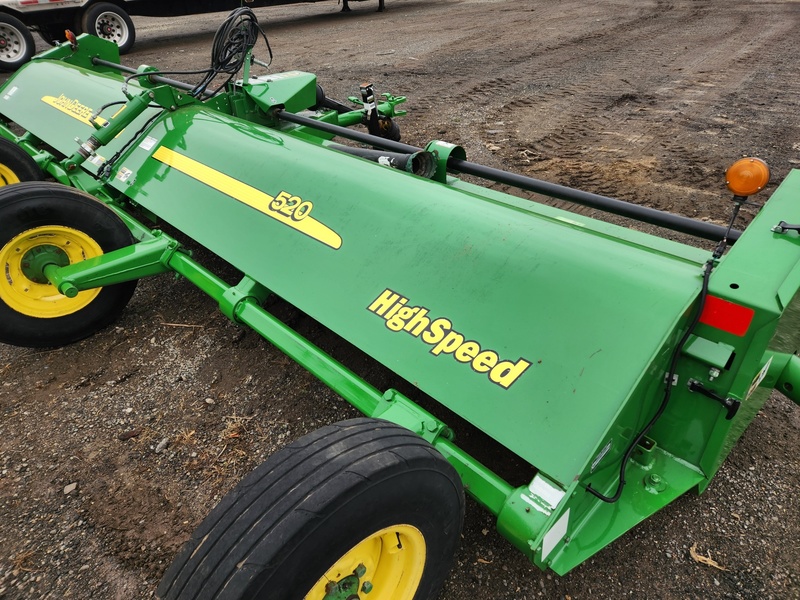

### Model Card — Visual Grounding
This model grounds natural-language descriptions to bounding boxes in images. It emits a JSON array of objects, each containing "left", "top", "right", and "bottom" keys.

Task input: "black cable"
[
  {"left": 106, "top": 8, "right": 272, "bottom": 101},
  {"left": 121, "top": 68, "right": 218, "bottom": 98},
  {"left": 713, "top": 198, "right": 744, "bottom": 259},
  {"left": 192, "top": 7, "right": 271, "bottom": 97},
  {"left": 93, "top": 100, "right": 126, "bottom": 117},
  {"left": 97, "top": 110, "right": 164, "bottom": 180},
  {"left": 122, "top": 67, "right": 217, "bottom": 84},
  {"left": 586, "top": 258, "right": 714, "bottom": 503}
]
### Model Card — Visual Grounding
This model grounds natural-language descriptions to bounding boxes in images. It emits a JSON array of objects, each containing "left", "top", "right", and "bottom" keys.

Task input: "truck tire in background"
[
  {"left": 0, "top": 13, "right": 35, "bottom": 71},
  {"left": 158, "top": 418, "right": 465, "bottom": 600},
  {"left": 79, "top": 2, "right": 135, "bottom": 54}
]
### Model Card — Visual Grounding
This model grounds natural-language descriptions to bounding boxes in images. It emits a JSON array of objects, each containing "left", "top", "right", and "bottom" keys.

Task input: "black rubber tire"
[
  {"left": 158, "top": 418, "right": 465, "bottom": 600},
  {"left": 0, "top": 138, "right": 44, "bottom": 185},
  {"left": 80, "top": 2, "right": 135, "bottom": 54},
  {"left": 0, "top": 13, "right": 35, "bottom": 71},
  {"left": 0, "top": 182, "right": 137, "bottom": 347}
]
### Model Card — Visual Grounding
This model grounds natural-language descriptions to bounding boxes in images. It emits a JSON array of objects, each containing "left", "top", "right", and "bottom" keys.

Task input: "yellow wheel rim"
[
  {"left": 0, "top": 163, "right": 21, "bottom": 186},
  {"left": 305, "top": 525, "right": 426, "bottom": 600},
  {"left": 0, "top": 225, "right": 103, "bottom": 318}
]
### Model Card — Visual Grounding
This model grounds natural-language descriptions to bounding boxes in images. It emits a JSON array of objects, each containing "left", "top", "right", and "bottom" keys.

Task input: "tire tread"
[{"left": 159, "top": 419, "right": 464, "bottom": 600}]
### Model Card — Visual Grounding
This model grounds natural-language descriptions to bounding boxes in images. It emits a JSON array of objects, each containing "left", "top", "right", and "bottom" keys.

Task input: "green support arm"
[{"left": 769, "top": 352, "right": 800, "bottom": 406}]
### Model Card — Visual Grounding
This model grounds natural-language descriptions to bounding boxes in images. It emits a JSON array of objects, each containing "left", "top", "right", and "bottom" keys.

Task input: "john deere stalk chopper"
[{"left": 0, "top": 8, "right": 797, "bottom": 599}]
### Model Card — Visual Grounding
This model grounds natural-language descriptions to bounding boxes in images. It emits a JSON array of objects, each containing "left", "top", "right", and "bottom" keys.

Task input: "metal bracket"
[
  {"left": 687, "top": 379, "right": 740, "bottom": 420},
  {"left": 359, "top": 83, "right": 381, "bottom": 137},
  {"left": 371, "top": 389, "right": 453, "bottom": 443},
  {"left": 219, "top": 276, "right": 270, "bottom": 322},
  {"left": 425, "top": 140, "right": 466, "bottom": 183},
  {"left": 771, "top": 221, "right": 800, "bottom": 234},
  {"left": 665, "top": 373, "right": 679, "bottom": 386}
]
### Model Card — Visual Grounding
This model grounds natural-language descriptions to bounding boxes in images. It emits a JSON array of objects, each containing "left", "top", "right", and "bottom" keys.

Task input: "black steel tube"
[
  {"left": 451, "top": 159, "right": 741, "bottom": 243},
  {"left": 278, "top": 109, "right": 419, "bottom": 152},
  {"left": 276, "top": 109, "right": 741, "bottom": 244},
  {"left": 91, "top": 57, "right": 208, "bottom": 96},
  {"left": 329, "top": 144, "right": 437, "bottom": 178}
]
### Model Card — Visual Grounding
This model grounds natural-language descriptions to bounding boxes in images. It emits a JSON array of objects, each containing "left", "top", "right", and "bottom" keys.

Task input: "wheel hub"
[
  {"left": 20, "top": 244, "right": 69, "bottom": 284},
  {"left": 0, "top": 26, "right": 22, "bottom": 59},
  {"left": 0, "top": 225, "right": 103, "bottom": 318},
  {"left": 305, "top": 525, "right": 425, "bottom": 600},
  {"left": 323, "top": 574, "right": 361, "bottom": 599},
  {"left": 322, "top": 564, "right": 371, "bottom": 600},
  {"left": 95, "top": 13, "right": 124, "bottom": 43}
]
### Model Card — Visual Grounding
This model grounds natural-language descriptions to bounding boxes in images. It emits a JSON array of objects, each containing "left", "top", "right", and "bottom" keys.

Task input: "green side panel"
[
  {"left": 0, "top": 59, "right": 160, "bottom": 171},
  {"left": 649, "top": 174, "right": 800, "bottom": 475},
  {"left": 548, "top": 447, "right": 705, "bottom": 574},
  {"left": 698, "top": 172, "right": 800, "bottom": 483},
  {"left": 103, "top": 104, "right": 711, "bottom": 485},
  {"left": 541, "top": 173, "right": 800, "bottom": 570},
  {"left": 245, "top": 72, "right": 317, "bottom": 114}
]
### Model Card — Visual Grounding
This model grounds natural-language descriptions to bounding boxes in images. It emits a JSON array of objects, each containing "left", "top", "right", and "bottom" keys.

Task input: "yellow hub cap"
[
  {"left": 305, "top": 525, "right": 426, "bottom": 600},
  {"left": 0, "top": 163, "right": 21, "bottom": 186},
  {"left": 0, "top": 225, "right": 103, "bottom": 318}
]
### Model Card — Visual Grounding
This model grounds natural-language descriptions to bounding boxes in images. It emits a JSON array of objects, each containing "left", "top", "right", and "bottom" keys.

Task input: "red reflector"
[{"left": 699, "top": 296, "right": 754, "bottom": 336}]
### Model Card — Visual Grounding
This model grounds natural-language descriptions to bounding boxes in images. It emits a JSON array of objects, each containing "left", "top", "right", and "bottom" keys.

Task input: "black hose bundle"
[
  {"left": 191, "top": 7, "right": 272, "bottom": 97},
  {"left": 118, "top": 7, "right": 272, "bottom": 99},
  {"left": 101, "top": 8, "right": 272, "bottom": 177}
]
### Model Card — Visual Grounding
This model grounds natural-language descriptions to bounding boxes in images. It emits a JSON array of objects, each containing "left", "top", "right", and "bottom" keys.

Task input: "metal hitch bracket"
[{"left": 687, "top": 379, "right": 741, "bottom": 420}]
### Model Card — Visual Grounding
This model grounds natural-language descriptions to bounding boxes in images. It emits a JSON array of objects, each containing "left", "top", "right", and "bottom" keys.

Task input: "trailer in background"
[{"left": 0, "top": 0, "right": 383, "bottom": 70}]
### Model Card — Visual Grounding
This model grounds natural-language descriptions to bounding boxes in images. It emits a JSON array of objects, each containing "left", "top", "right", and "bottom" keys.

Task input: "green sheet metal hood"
[{"left": 110, "top": 105, "right": 708, "bottom": 485}]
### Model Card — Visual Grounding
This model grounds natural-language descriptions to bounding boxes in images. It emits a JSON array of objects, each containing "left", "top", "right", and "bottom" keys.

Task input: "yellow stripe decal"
[{"left": 152, "top": 146, "right": 342, "bottom": 250}]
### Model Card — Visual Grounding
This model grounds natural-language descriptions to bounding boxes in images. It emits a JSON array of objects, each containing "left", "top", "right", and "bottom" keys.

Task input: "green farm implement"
[{"left": 0, "top": 10, "right": 798, "bottom": 599}]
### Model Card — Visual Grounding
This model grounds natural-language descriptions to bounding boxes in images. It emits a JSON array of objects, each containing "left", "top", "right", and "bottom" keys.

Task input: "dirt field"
[{"left": 1, "top": 0, "right": 799, "bottom": 598}]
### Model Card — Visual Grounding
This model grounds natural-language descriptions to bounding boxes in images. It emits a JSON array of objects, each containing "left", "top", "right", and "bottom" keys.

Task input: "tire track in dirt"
[{"left": 407, "top": 0, "right": 798, "bottom": 222}]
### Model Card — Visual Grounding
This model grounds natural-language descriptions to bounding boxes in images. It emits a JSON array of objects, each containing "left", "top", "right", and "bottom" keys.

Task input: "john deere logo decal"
[
  {"left": 368, "top": 288, "right": 531, "bottom": 389},
  {"left": 42, "top": 95, "right": 109, "bottom": 127}
]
